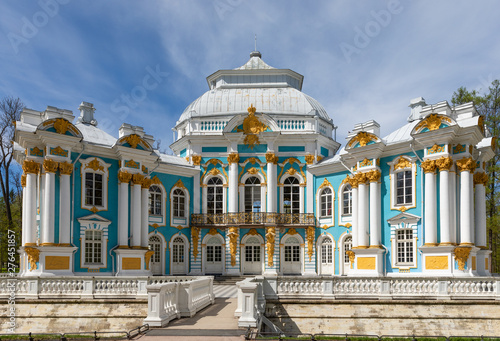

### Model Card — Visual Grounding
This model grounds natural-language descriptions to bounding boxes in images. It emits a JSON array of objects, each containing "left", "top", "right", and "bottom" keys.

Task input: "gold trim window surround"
[
  {"left": 78, "top": 214, "right": 111, "bottom": 271},
  {"left": 338, "top": 180, "right": 353, "bottom": 224},
  {"left": 79, "top": 157, "right": 111, "bottom": 212},
  {"left": 149, "top": 181, "right": 167, "bottom": 227},
  {"left": 170, "top": 180, "right": 190, "bottom": 228},
  {"left": 388, "top": 212, "right": 420, "bottom": 270},
  {"left": 388, "top": 155, "right": 417, "bottom": 211},
  {"left": 316, "top": 178, "right": 334, "bottom": 225}
]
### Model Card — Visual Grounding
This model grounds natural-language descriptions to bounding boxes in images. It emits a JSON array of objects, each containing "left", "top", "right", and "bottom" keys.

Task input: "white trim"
[
  {"left": 280, "top": 232, "right": 305, "bottom": 275},
  {"left": 149, "top": 182, "right": 167, "bottom": 227},
  {"left": 168, "top": 232, "right": 189, "bottom": 275},
  {"left": 202, "top": 174, "right": 227, "bottom": 214},
  {"left": 241, "top": 232, "right": 265, "bottom": 275},
  {"left": 79, "top": 157, "right": 111, "bottom": 212},
  {"left": 316, "top": 184, "right": 334, "bottom": 226},
  {"left": 388, "top": 212, "right": 420, "bottom": 270},
  {"left": 279, "top": 174, "right": 304, "bottom": 214},
  {"left": 169, "top": 183, "right": 190, "bottom": 228},
  {"left": 201, "top": 231, "right": 225, "bottom": 275},
  {"left": 338, "top": 182, "right": 353, "bottom": 225},
  {"left": 339, "top": 232, "right": 352, "bottom": 276},
  {"left": 78, "top": 214, "right": 110, "bottom": 271},
  {"left": 387, "top": 155, "right": 417, "bottom": 210},
  {"left": 148, "top": 232, "right": 166, "bottom": 275},
  {"left": 316, "top": 233, "right": 335, "bottom": 275}
]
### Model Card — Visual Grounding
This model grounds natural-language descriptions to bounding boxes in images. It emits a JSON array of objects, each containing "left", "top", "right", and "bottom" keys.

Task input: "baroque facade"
[{"left": 14, "top": 51, "right": 495, "bottom": 277}]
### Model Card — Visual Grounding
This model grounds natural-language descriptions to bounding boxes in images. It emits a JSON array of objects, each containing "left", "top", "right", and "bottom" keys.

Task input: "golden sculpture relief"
[
  {"left": 473, "top": 172, "right": 489, "bottom": 186},
  {"left": 124, "top": 134, "right": 142, "bottom": 149},
  {"left": 456, "top": 157, "right": 476, "bottom": 173},
  {"left": 266, "top": 227, "right": 276, "bottom": 267},
  {"left": 348, "top": 131, "right": 377, "bottom": 148},
  {"left": 393, "top": 156, "right": 411, "bottom": 171},
  {"left": 30, "top": 146, "right": 43, "bottom": 157},
  {"left": 124, "top": 160, "right": 139, "bottom": 169},
  {"left": 435, "top": 157, "right": 453, "bottom": 171},
  {"left": 208, "top": 227, "right": 218, "bottom": 235},
  {"left": 265, "top": 152, "right": 278, "bottom": 164},
  {"left": 227, "top": 153, "right": 239, "bottom": 164},
  {"left": 151, "top": 175, "right": 161, "bottom": 185},
  {"left": 25, "top": 247, "right": 40, "bottom": 270},
  {"left": 86, "top": 158, "right": 104, "bottom": 172},
  {"left": 318, "top": 178, "right": 332, "bottom": 190},
  {"left": 117, "top": 171, "right": 132, "bottom": 183},
  {"left": 317, "top": 156, "right": 323, "bottom": 162},
  {"left": 366, "top": 170, "right": 381, "bottom": 182},
  {"left": 286, "top": 168, "right": 297, "bottom": 176},
  {"left": 54, "top": 118, "right": 71, "bottom": 134},
  {"left": 416, "top": 113, "right": 451, "bottom": 132},
  {"left": 228, "top": 227, "right": 239, "bottom": 267},
  {"left": 359, "top": 158, "right": 373, "bottom": 167},
  {"left": 132, "top": 173, "right": 145, "bottom": 185},
  {"left": 192, "top": 155, "right": 202, "bottom": 166},
  {"left": 420, "top": 159, "right": 437, "bottom": 174},
  {"left": 346, "top": 175, "right": 359, "bottom": 189},
  {"left": 428, "top": 144, "right": 445, "bottom": 155},
  {"left": 454, "top": 247, "right": 471, "bottom": 271},
  {"left": 21, "top": 175, "right": 26, "bottom": 187},
  {"left": 192, "top": 227, "right": 200, "bottom": 261},
  {"left": 208, "top": 168, "right": 221, "bottom": 176},
  {"left": 247, "top": 167, "right": 259, "bottom": 175},
  {"left": 59, "top": 161, "right": 73, "bottom": 175},
  {"left": 43, "top": 159, "right": 59, "bottom": 173},
  {"left": 305, "top": 154, "right": 315, "bottom": 165},
  {"left": 247, "top": 228, "right": 259, "bottom": 236},
  {"left": 145, "top": 250, "right": 155, "bottom": 270},
  {"left": 243, "top": 104, "right": 268, "bottom": 149},
  {"left": 346, "top": 250, "right": 355, "bottom": 269},
  {"left": 90, "top": 207, "right": 98, "bottom": 213},
  {"left": 453, "top": 144, "right": 466, "bottom": 154},
  {"left": 398, "top": 206, "right": 408, "bottom": 212},
  {"left": 306, "top": 226, "right": 315, "bottom": 262},
  {"left": 172, "top": 179, "right": 186, "bottom": 190},
  {"left": 287, "top": 228, "right": 298, "bottom": 235},
  {"left": 50, "top": 146, "right": 68, "bottom": 157},
  {"left": 23, "top": 160, "right": 40, "bottom": 174},
  {"left": 354, "top": 172, "right": 368, "bottom": 185},
  {"left": 142, "top": 178, "right": 153, "bottom": 189}
]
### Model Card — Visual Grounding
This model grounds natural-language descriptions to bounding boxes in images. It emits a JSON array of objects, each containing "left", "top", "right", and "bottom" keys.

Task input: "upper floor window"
[
  {"left": 320, "top": 188, "right": 333, "bottom": 218},
  {"left": 84, "top": 230, "right": 102, "bottom": 264},
  {"left": 396, "top": 170, "right": 412, "bottom": 205},
  {"left": 388, "top": 155, "right": 416, "bottom": 210},
  {"left": 80, "top": 157, "right": 110, "bottom": 212},
  {"left": 245, "top": 176, "right": 261, "bottom": 213},
  {"left": 85, "top": 173, "right": 103, "bottom": 207},
  {"left": 342, "top": 184, "right": 352, "bottom": 216},
  {"left": 207, "top": 177, "right": 223, "bottom": 214},
  {"left": 173, "top": 188, "right": 185, "bottom": 218},
  {"left": 149, "top": 185, "right": 162, "bottom": 215},
  {"left": 283, "top": 177, "right": 300, "bottom": 214}
]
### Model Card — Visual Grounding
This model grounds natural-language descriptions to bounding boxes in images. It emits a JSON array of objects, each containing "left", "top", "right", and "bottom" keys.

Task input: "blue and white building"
[{"left": 14, "top": 51, "right": 495, "bottom": 277}]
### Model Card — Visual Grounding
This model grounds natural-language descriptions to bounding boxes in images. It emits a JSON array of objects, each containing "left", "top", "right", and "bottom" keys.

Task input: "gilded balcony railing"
[{"left": 190, "top": 212, "right": 316, "bottom": 226}]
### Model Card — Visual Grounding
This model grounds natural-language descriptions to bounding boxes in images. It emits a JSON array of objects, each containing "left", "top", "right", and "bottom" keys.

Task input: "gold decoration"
[
  {"left": 192, "top": 155, "right": 202, "bottom": 166},
  {"left": 346, "top": 175, "right": 359, "bottom": 189},
  {"left": 344, "top": 223, "right": 352, "bottom": 229},
  {"left": 208, "top": 159, "right": 219, "bottom": 166},
  {"left": 227, "top": 153, "right": 239, "bottom": 164},
  {"left": 394, "top": 156, "right": 411, "bottom": 171},
  {"left": 435, "top": 157, "right": 453, "bottom": 171},
  {"left": 152, "top": 223, "right": 159, "bottom": 229},
  {"left": 132, "top": 173, "right": 145, "bottom": 185},
  {"left": 22, "top": 160, "right": 40, "bottom": 174},
  {"left": 265, "top": 152, "right": 278, "bottom": 164},
  {"left": 454, "top": 247, "right": 471, "bottom": 271},
  {"left": 59, "top": 161, "right": 73, "bottom": 175},
  {"left": 287, "top": 228, "right": 298, "bottom": 235},
  {"left": 286, "top": 168, "right": 297, "bottom": 176},
  {"left": 192, "top": 227, "right": 200, "bottom": 260},
  {"left": 242, "top": 104, "right": 267, "bottom": 149},
  {"left": 366, "top": 170, "right": 381, "bottom": 182},
  {"left": 317, "top": 156, "right": 323, "bottom": 162},
  {"left": 142, "top": 178, "right": 153, "bottom": 189},
  {"left": 399, "top": 206, "right": 408, "bottom": 212},
  {"left": 172, "top": 179, "right": 186, "bottom": 190},
  {"left": 456, "top": 157, "right": 476, "bottom": 173},
  {"left": 30, "top": 147, "right": 43, "bottom": 157},
  {"left": 453, "top": 144, "right": 466, "bottom": 154},
  {"left": 318, "top": 178, "right": 332, "bottom": 190},
  {"left": 208, "top": 168, "right": 221, "bottom": 176},
  {"left": 247, "top": 157, "right": 258, "bottom": 164},
  {"left": 420, "top": 159, "right": 437, "bottom": 174},
  {"left": 151, "top": 175, "right": 161, "bottom": 185},
  {"left": 306, "top": 226, "right": 315, "bottom": 262},
  {"left": 473, "top": 172, "right": 489, "bottom": 186},
  {"left": 50, "top": 146, "right": 68, "bottom": 157},
  {"left": 348, "top": 131, "right": 377, "bottom": 148},
  {"left": 43, "top": 159, "right": 58, "bottom": 173},
  {"left": 142, "top": 165, "right": 148, "bottom": 173},
  {"left": 469, "top": 145, "right": 473, "bottom": 154},
  {"left": 247, "top": 228, "right": 259, "bottom": 236},
  {"left": 428, "top": 144, "right": 444, "bottom": 155},
  {"left": 305, "top": 154, "right": 315, "bottom": 165},
  {"left": 90, "top": 206, "right": 98, "bottom": 213},
  {"left": 208, "top": 228, "right": 218, "bottom": 235},
  {"left": 45, "top": 256, "right": 70, "bottom": 270},
  {"left": 228, "top": 227, "right": 239, "bottom": 267},
  {"left": 346, "top": 250, "right": 355, "bottom": 269},
  {"left": 247, "top": 167, "right": 259, "bottom": 175},
  {"left": 266, "top": 227, "right": 276, "bottom": 267},
  {"left": 415, "top": 113, "right": 451, "bottom": 132},
  {"left": 25, "top": 247, "right": 40, "bottom": 270},
  {"left": 354, "top": 172, "right": 367, "bottom": 185},
  {"left": 185, "top": 157, "right": 189, "bottom": 162},
  {"left": 145, "top": 250, "right": 155, "bottom": 270},
  {"left": 86, "top": 158, "right": 104, "bottom": 172},
  {"left": 21, "top": 175, "right": 26, "bottom": 187},
  {"left": 359, "top": 158, "right": 373, "bottom": 167},
  {"left": 124, "top": 160, "right": 139, "bottom": 169},
  {"left": 118, "top": 171, "right": 132, "bottom": 183},
  {"left": 54, "top": 118, "right": 70, "bottom": 134},
  {"left": 124, "top": 134, "right": 142, "bottom": 149}
]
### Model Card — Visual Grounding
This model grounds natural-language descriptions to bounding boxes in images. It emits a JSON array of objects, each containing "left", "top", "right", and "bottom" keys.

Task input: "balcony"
[{"left": 190, "top": 212, "right": 316, "bottom": 227}]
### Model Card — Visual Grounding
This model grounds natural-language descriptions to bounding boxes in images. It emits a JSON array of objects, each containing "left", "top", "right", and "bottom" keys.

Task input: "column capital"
[
  {"left": 265, "top": 152, "right": 278, "bottom": 164},
  {"left": 435, "top": 156, "right": 453, "bottom": 171},
  {"left": 346, "top": 175, "right": 359, "bottom": 188},
  {"left": 227, "top": 153, "right": 239, "bottom": 164},
  {"left": 21, "top": 174, "right": 26, "bottom": 187},
  {"left": 132, "top": 173, "right": 145, "bottom": 185},
  {"left": 354, "top": 172, "right": 368, "bottom": 185},
  {"left": 59, "top": 161, "right": 74, "bottom": 175},
  {"left": 142, "top": 178, "right": 153, "bottom": 189},
  {"left": 22, "top": 159, "right": 40, "bottom": 174},
  {"left": 305, "top": 154, "right": 315, "bottom": 165},
  {"left": 456, "top": 157, "right": 476, "bottom": 173},
  {"left": 366, "top": 170, "right": 381, "bottom": 182},
  {"left": 43, "top": 159, "right": 59, "bottom": 173},
  {"left": 192, "top": 155, "right": 202, "bottom": 166},
  {"left": 473, "top": 172, "right": 489, "bottom": 186},
  {"left": 421, "top": 159, "right": 437, "bottom": 174},
  {"left": 118, "top": 170, "right": 132, "bottom": 183}
]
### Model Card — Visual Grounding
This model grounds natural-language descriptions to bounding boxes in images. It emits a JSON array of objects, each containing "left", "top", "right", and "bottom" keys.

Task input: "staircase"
[{"left": 213, "top": 275, "right": 254, "bottom": 285}]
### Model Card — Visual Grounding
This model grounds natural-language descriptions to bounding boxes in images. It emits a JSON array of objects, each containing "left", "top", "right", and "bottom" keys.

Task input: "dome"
[{"left": 176, "top": 52, "right": 333, "bottom": 125}]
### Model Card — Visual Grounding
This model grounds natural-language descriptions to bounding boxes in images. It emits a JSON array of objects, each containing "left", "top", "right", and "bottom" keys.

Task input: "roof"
[
  {"left": 382, "top": 121, "right": 419, "bottom": 145},
  {"left": 234, "top": 51, "right": 275, "bottom": 70},
  {"left": 75, "top": 123, "right": 117, "bottom": 147}
]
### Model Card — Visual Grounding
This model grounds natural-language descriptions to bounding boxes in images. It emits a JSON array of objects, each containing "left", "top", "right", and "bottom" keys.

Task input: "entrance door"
[
  {"left": 148, "top": 235, "right": 162, "bottom": 275},
  {"left": 320, "top": 237, "right": 333, "bottom": 275},
  {"left": 205, "top": 236, "right": 223, "bottom": 274},
  {"left": 283, "top": 237, "right": 301, "bottom": 274},
  {"left": 243, "top": 236, "right": 262, "bottom": 274},
  {"left": 171, "top": 236, "right": 186, "bottom": 274}
]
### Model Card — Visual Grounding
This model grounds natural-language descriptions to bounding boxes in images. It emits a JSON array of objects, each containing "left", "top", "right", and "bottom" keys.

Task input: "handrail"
[{"left": 191, "top": 212, "right": 316, "bottom": 226}]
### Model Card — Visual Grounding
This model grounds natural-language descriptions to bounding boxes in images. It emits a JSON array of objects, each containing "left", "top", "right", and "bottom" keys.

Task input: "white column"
[
  {"left": 436, "top": 157, "right": 453, "bottom": 245},
  {"left": 59, "top": 162, "right": 73, "bottom": 245},
  {"left": 357, "top": 174, "right": 369, "bottom": 248},
  {"left": 450, "top": 168, "right": 457, "bottom": 244},
  {"left": 351, "top": 182, "right": 359, "bottom": 248},
  {"left": 41, "top": 159, "right": 58, "bottom": 246},
  {"left": 141, "top": 181, "right": 150, "bottom": 248},
  {"left": 422, "top": 160, "right": 437, "bottom": 246},
  {"left": 457, "top": 158, "right": 474, "bottom": 246},
  {"left": 239, "top": 185, "right": 245, "bottom": 212},
  {"left": 23, "top": 162, "right": 39, "bottom": 246},
  {"left": 21, "top": 175, "right": 27, "bottom": 246},
  {"left": 131, "top": 174, "right": 144, "bottom": 248},
  {"left": 474, "top": 174, "right": 487, "bottom": 248},
  {"left": 368, "top": 171, "right": 381, "bottom": 247},
  {"left": 118, "top": 171, "right": 132, "bottom": 247},
  {"left": 193, "top": 171, "right": 200, "bottom": 214},
  {"left": 266, "top": 152, "right": 277, "bottom": 213},
  {"left": 306, "top": 169, "right": 314, "bottom": 214},
  {"left": 228, "top": 153, "right": 239, "bottom": 213}
]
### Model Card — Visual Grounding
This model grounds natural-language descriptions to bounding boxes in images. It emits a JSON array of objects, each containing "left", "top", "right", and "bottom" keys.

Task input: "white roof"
[
  {"left": 75, "top": 123, "right": 117, "bottom": 147},
  {"left": 382, "top": 121, "right": 419, "bottom": 145},
  {"left": 234, "top": 53, "right": 275, "bottom": 70}
]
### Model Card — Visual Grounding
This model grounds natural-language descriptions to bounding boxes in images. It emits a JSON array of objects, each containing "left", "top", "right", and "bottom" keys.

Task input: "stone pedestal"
[
  {"left": 349, "top": 247, "right": 385, "bottom": 276},
  {"left": 420, "top": 245, "right": 455, "bottom": 276},
  {"left": 114, "top": 248, "right": 151, "bottom": 276},
  {"left": 20, "top": 245, "right": 77, "bottom": 277}
]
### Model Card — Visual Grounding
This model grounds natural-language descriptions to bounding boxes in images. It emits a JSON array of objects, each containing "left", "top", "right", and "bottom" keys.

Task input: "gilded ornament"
[
  {"left": 192, "top": 155, "right": 202, "bottom": 166},
  {"left": 266, "top": 227, "right": 276, "bottom": 267},
  {"left": 124, "top": 134, "right": 142, "bottom": 149},
  {"left": 247, "top": 157, "right": 258, "bottom": 164},
  {"left": 124, "top": 159, "right": 139, "bottom": 169},
  {"left": 90, "top": 206, "right": 98, "bottom": 213},
  {"left": 306, "top": 226, "right": 315, "bottom": 262},
  {"left": 317, "top": 156, "right": 323, "bottom": 162},
  {"left": 346, "top": 176, "right": 359, "bottom": 189},
  {"left": 142, "top": 178, "right": 153, "bottom": 189},
  {"left": 117, "top": 171, "right": 132, "bottom": 183},
  {"left": 152, "top": 223, "right": 159, "bottom": 229},
  {"left": 478, "top": 115, "right": 485, "bottom": 134},
  {"left": 473, "top": 172, "right": 489, "bottom": 186},
  {"left": 416, "top": 113, "right": 451, "bottom": 132},
  {"left": 43, "top": 159, "right": 59, "bottom": 173},
  {"left": 359, "top": 158, "right": 373, "bottom": 167},
  {"left": 469, "top": 145, "right": 473, "bottom": 154},
  {"left": 53, "top": 118, "right": 71, "bottom": 134},
  {"left": 344, "top": 223, "right": 352, "bottom": 229},
  {"left": 59, "top": 161, "right": 73, "bottom": 175},
  {"left": 208, "top": 227, "right": 218, "bottom": 235},
  {"left": 420, "top": 159, "right": 437, "bottom": 174},
  {"left": 305, "top": 154, "right": 315, "bottom": 165},
  {"left": 354, "top": 172, "right": 368, "bottom": 185},
  {"left": 86, "top": 158, "right": 104, "bottom": 172},
  {"left": 209, "top": 159, "right": 220, "bottom": 166},
  {"left": 366, "top": 170, "right": 381, "bottom": 182},
  {"left": 318, "top": 178, "right": 332, "bottom": 190},
  {"left": 247, "top": 167, "right": 259, "bottom": 175},
  {"left": 456, "top": 157, "right": 476, "bottom": 173},
  {"left": 348, "top": 131, "right": 377, "bottom": 148},
  {"left": 208, "top": 168, "right": 221, "bottom": 176},
  {"left": 145, "top": 250, "right": 155, "bottom": 270},
  {"left": 346, "top": 250, "right": 355, "bottom": 269},
  {"left": 393, "top": 156, "right": 411, "bottom": 171},
  {"left": 22, "top": 160, "right": 40, "bottom": 174},
  {"left": 30, "top": 147, "right": 43, "bottom": 157},
  {"left": 227, "top": 153, "right": 239, "bottom": 164},
  {"left": 453, "top": 144, "right": 466, "bottom": 154},
  {"left": 227, "top": 227, "right": 239, "bottom": 267},
  {"left": 242, "top": 104, "right": 268, "bottom": 149},
  {"left": 454, "top": 247, "right": 471, "bottom": 271},
  {"left": 398, "top": 206, "right": 408, "bottom": 212},
  {"left": 287, "top": 228, "right": 298, "bottom": 235},
  {"left": 428, "top": 144, "right": 444, "bottom": 154},
  {"left": 192, "top": 227, "right": 200, "bottom": 260},
  {"left": 50, "top": 146, "right": 68, "bottom": 157},
  {"left": 247, "top": 228, "right": 259, "bottom": 236},
  {"left": 142, "top": 165, "right": 148, "bottom": 173},
  {"left": 132, "top": 173, "right": 145, "bottom": 185},
  {"left": 21, "top": 175, "right": 26, "bottom": 187},
  {"left": 172, "top": 179, "right": 186, "bottom": 190},
  {"left": 265, "top": 152, "right": 277, "bottom": 164},
  {"left": 435, "top": 157, "right": 453, "bottom": 171},
  {"left": 25, "top": 247, "right": 40, "bottom": 270},
  {"left": 286, "top": 168, "right": 297, "bottom": 176},
  {"left": 151, "top": 175, "right": 162, "bottom": 185}
]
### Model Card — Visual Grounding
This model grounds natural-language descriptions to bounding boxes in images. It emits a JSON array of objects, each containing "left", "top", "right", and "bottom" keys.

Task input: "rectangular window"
[
  {"left": 85, "top": 173, "right": 103, "bottom": 207},
  {"left": 396, "top": 170, "right": 412, "bottom": 205},
  {"left": 396, "top": 229, "right": 414, "bottom": 265},
  {"left": 84, "top": 230, "right": 102, "bottom": 264}
]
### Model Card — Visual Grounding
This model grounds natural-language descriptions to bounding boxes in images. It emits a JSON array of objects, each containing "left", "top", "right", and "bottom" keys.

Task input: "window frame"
[
  {"left": 388, "top": 212, "right": 420, "bottom": 271},
  {"left": 80, "top": 157, "right": 110, "bottom": 212},
  {"left": 149, "top": 185, "right": 163, "bottom": 216},
  {"left": 169, "top": 180, "right": 189, "bottom": 228},
  {"left": 388, "top": 155, "right": 417, "bottom": 211},
  {"left": 78, "top": 214, "right": 110, "bottom": 271}
]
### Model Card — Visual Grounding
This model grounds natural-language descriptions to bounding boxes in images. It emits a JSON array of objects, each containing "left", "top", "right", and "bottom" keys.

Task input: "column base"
[
  {"left": 20, "top": 245, "right": 78, "bottom": 277},
  {"left": 114, "top": 248, "right": 152, "bottom": 276},
  {"left": 419, "top": 245, "right": 481, "bottom": 277},
  {"left": 348, "top": 248, "right": 385, "bottom": 276}
]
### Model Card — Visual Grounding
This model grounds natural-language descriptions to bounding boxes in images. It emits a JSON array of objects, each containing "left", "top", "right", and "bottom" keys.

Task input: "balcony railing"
[{"left": 190, "top": 212, "right": 316, "bottom": 227}]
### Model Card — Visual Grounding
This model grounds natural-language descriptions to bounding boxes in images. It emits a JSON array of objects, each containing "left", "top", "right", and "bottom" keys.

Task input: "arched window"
[
  {"left": 343, "top": 236, "right": 352, "bottom": 264},
  {"left": 148, "top": 235, "right": 161, "bottom": 264},
  {"left": 173, "top": 189, "right": 185, "bottom": 218},
  {"left": 245, "top": 176, "right": 261, "bottom": 213},
  {"left": 320, "top": 188, "right": 333, "bottom": 218},
  {"left": 283, "top": 177, "right": 300, "bottom": 214},
  {"left": 342, "top": 184, "right": 352, "bottom": 216},
  {"left": 321, "top": 237, "right": 333, "bottom": 264},
  {"left": 149, "top": 185, "right": 162, "bottom": 215},
  {"left": 207, "top": 177, "right": 223, "bottom": 214}
]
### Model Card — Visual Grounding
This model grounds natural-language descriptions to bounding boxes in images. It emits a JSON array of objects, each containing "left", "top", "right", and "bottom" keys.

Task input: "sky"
[{"left": 1, "top": 0, "right": 499, "bottom": 153}]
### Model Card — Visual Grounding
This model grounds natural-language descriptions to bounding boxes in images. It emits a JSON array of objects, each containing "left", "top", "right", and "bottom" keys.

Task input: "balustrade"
[{"left": 191, "top": 212, "right": 316, "bottom": 227}]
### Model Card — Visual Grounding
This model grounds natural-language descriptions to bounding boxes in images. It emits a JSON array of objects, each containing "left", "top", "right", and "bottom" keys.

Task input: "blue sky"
[{"left": 1, "top": 0, "right": 499, "bottom": 152}]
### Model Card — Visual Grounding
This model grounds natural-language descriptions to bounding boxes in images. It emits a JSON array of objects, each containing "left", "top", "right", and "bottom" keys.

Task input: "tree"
[{"left": 452, "top": 80, "right": 500, "bottom": 273}]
